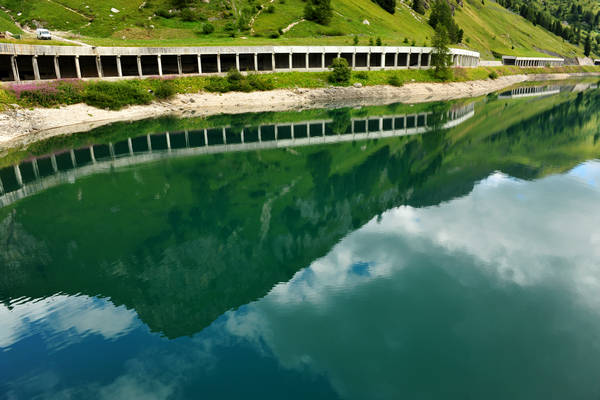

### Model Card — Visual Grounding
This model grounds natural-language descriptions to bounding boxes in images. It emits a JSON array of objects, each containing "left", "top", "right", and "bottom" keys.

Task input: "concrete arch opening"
[
  {"left": 181, "top": 55, "right": 198, "bottom": 74},
  {"left": 120, "top": 56, "right": 139, "bottom": 76},
  {"left": 79, "top": 56, "right": 99, "bottom": 78},
  {"left": 239, "top": 54, "right": 255, "bottom": 71},
  {"left": 16, "top": 56, "right": 35, "bottom": 80},
  {"left": 308, "top": 53, "right": 322, "bottom": 68},
  {"left": 369, "top": 53, "right": 382, "bottom": 68},
  {"left": 0, "top": 55, "right": 15, "bottom": 81},
  {"left": 291, "top": 53, "right": 306, "bottom": 69},
  {"left": 257, "top": 54, "right": 272, "bottom": 71},
  {"left": 220, "top": 54, "right": 236, "bottom": 72},
  {"left": 355, "top": 53, "right": 368, "bottom": 68},
  {"left": 274, "top": 53, "right": 290, "bottom": 69},
  {"left": 101, "top": 56, "right": 119, "bottom": 77},
  {"left": 161, "top": 55, "right": 179, "bottom": 75},
  {"left": 58, "top": 56, "right": 78, "bottom": 78},
  {"left": 141, "top": 55, "right": 159, "bottom": 76},
  {"left": 409, "top": 53, "right": 419, "bottom": 67},
  {"left": 201, "top": 55, "right": 218, "bottom": 73}
]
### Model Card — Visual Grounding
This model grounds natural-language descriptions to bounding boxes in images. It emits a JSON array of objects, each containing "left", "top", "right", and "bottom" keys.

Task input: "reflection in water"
[
  {"left": 1, "top": 82, "right": 600, "bottom": 399},
  {"left": 0, "top": 103, "right": 474, "bottom": 207}
]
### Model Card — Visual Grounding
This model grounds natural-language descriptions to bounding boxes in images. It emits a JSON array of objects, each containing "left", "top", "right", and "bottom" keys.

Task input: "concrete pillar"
[
  {"left": 241, "top": 128, "right": 245, "bottom": 143},
  {"left": 10, "top": 56, "right": 19, "bottom": 82},
  {"left": 109, "top": 142, "right": 115, "bottom": 159},
  {"left": 14, "top": 165, "right": 22, "bottom": 186},
  {"left": 157, "top": 55, "right": 163, "bottom": 76},
  {"left": 136, "top": 56, "right": 142, "bottom": 77},
  {"left": 381, "top": 51, "right": 385, "bottom": 70},
  {"left": 291, "top": 124, "right": 295, "bottom": 140},
  {"left": 184, "top": 129, "right": 189, "bottom": 147},
  {"left": 32, "top": 55, "right": 40, "bottom": 81},
  {"left": 222, "top": 127, "right": 227, "bottom": 144},
  {"left": 272, "top": 53, "right": 276, "bottom": 71},
  {"left": 70, "top": 149, "right": 77, "bottom": 167},
  {"left": 0, "top": 176, "right": 3, "bottom": 194},
  {"left": 367, "top": 51, "right": 371, "bottom": 70},
  {"left": 305, "top": 53, "right": 309, "bottom": 71},
  {"left": 50, "top": 154, "right": 58, "bottom": 173},
  {"left": 127, "top": 137, "right": 133, "bottom": 155},
  {"left": 203, "top": 129, "right": 208, "bottom": 146},
  {"left": 254, "top": 53, "right": 258, "bottom": 71},
  {"left": 177, "top": 55, "right": 183, "bottom": 75},
  {"left": 96, "top": 56, "right": 103, "bottom": 78},
  {"left": 116, "top": 55, "right": 123, "bottom": 77},
  {"left": 394, "top": 52, "right": 398, "bottom": 68},
  {"left": 258, "top": 125, "right": 262, "bottom": 142},
  {"left": 289, "top": 53, "right": 293, "bottom": 71},
  {"left": 54, "top": 56, "right": 61, "bottom": 79},
  {"left": 197, "top": 55, "right": 202, "bottom": 74},
  {"left": 407, "top": 50, "right": 411, "bottom": 69},
  {"left": 235, "top": 53, "right": 240, "bottom": 71},
  {"left": 32, "top": 159, "right": 39, "bottom": 178},
  {"left": 216, "top": 54, "right": 221, "bottom": 73},
  {"left": 166, "top": 132, "right": 171, "bottom": 151},
  {"left": 321, "top": 52, "right": 325, "bottom": 69},
  {"left": 147, "top": 134, "right": 152, "bottom": 152},
  {"left": 352, "top": 52, "right": 356, "bottom": 68},
  {"left": 90, "top": 146, "right": 96, "bottom": 163}
]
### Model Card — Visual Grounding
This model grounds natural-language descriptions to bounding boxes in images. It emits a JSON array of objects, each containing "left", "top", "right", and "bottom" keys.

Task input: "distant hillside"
[{"left": 0, "top": 0, "right": 589, "bottom": 59}]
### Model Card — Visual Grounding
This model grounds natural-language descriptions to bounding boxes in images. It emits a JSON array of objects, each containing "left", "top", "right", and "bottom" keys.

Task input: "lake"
[{"left": 1, "top": 81, "right": 600, "bottom": 399}]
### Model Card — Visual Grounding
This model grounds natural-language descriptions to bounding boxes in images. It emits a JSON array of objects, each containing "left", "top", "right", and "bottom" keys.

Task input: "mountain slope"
[{"left": 0, "top": 0, "right": 587, "bottom": 59}]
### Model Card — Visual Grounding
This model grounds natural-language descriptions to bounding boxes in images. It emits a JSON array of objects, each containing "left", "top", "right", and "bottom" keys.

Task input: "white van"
[{"left": 36, "top": 29, "right": 51, "bottom": 40}]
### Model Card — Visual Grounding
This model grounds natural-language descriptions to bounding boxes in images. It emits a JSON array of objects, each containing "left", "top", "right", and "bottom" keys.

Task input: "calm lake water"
[{"left": 2, "top": 82, "right": 600, "bottom": 399}]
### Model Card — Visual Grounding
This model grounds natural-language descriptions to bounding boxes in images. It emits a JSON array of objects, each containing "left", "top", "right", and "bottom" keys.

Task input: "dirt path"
[{"left": 0, "top": 72, "right": 597, "bottom": 150}]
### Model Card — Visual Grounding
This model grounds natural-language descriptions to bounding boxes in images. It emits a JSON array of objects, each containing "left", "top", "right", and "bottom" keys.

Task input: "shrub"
[
  {"left": 376, "top": 37, "right": 382, "bottom": 46},
  {"left": 204, "top": 77, "right": 231, "bottom": 93},
  {"left": 265, "top": 4, "right": 275, "bottom": 13},
  {"left": 488, "top": 71, "right": 499, "bottom": 79},
  {"left": 328, "top": 57, "right": 351, "bottom": 85},
  {"left": 269, "top": 31, "right": 280, "bottom": 38},
  {"left": 156, "top": 8, "right": 174, "bottom": 18},
  {"left": 11, "top": 80, "right": 84, "bottom": 107},
  {"left": 354, "top": 71, "right": 369, "bottom": 80},
  {"left": 202, "top": 23, "right": 215, "bottom": 34},
  {"left": 388, "top": 74, "right": 403, "bottom": 87},
  {"left": 180, "top": 8, "right": 200, "bottom": 21},
  {"left": 304, "top": 0, "right": 332, "bottom": 25},
  {"left": 353, "top": 35, "right": 359, "bottom": 45},
  {"left": 153, "top": 79, "right": 177, "bottom": 99},
  {"left": 83, "top": 81, "right": 153, "bottom": 110},
  {"left": 247, "top": 73, "right": 274, "bottom": 90}
]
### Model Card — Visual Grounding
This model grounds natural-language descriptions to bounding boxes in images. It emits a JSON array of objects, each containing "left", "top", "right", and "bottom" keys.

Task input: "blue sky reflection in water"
[{"left": 2, "top": 86, "right": 600, "bottom": 399}]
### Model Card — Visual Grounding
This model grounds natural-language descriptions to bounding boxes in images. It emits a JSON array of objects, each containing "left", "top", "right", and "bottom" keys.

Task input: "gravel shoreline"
[{"left": 0, "top": 72, "right": 597, "bottom": 150}]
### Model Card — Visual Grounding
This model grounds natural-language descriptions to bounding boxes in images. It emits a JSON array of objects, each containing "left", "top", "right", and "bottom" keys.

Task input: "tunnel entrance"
[
  {"left": 291, "top": 53, "right": 306, "bottom": 69},
  {"left": 409, "top": 53, "right": 419, "bottom": 67},
  {"left": 201, "top": 55, "right": 218, "bottom": 73},
  {"left": 257, "top": 54, "right": 272, "bottom": 71},
  {"left": 79, "top": 56, "right": 98, "bottom": 78},
  {"left": 0, "top": 55, "right": 14, "bottom": 81},
  {"left": 101, "top": 56, "right": 119, "bottom": 77},
  {"left": 385, "top": 53, "right": 395, "bottom": 67},
  {"left": 369, "top": 53, "right": 382, "bottom": 68},
  {"left": 161, "top": 55, "right": 179, "bottom": 75},
  {"left": 274, "top": 53, "right": 289, "bottom": 69},
  {"left": 37, "top": 56, "right": 57, "bottom": 80},
  {"left": 220, "top": 54, "right": 236, "bottom": 72},
  {"left": 16, "top": 56, "right": 35, "bottom": 80},
  {"left": 121, "top": 56, "right": 139, "bottom": 76},
  {"left": 398, "top": 53, "right": 408, "bottom": 67},
  {"left": 141, "top": 55, "right": 159, "bottom": 76},
  {"left": 355, "top": 53, "right": 368, "bottom": 68},
  {"left": 239, "top": 54, "right": 255, "bottom": 71},
  {"left": 58, "top": 56, "right": 77, "bottom": 78},
  {"left": 308, "top": 53, "right": 322, "bottom": 69},
  {"left": 181, "top": 55, "right": 198, "bottom": 74}
]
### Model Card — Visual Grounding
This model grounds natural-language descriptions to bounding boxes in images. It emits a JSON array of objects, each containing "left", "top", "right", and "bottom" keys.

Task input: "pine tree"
[
  {"left": 432, "top": 25, "right": 451, "bottom": 80},
  {"left": 584, "top": 35, "right": 592, "bottom": 57}
]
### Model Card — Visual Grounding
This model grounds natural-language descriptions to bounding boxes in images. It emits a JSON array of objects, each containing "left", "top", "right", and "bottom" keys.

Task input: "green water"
[{"left": 1, "top": 82, "right": 600, "bottom": 399}]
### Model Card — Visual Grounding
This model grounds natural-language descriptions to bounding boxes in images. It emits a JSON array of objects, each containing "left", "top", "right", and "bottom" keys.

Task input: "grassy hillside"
[
  {"left": 0, "top": 8, "right": 21, "bottom": 33},
  {"left": 0, "top": 0, "right": 588, "bottom": 59}
]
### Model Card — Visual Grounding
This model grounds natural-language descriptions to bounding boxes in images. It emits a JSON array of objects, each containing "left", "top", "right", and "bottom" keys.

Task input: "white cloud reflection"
[{"left": 0, "top": 294, "right": 139, "bottom": 351}]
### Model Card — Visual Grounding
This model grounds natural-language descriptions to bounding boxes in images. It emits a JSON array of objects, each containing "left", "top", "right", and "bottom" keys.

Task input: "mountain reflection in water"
[{"left": 1, "top": 82, "right": 600, "bottom": 399}]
